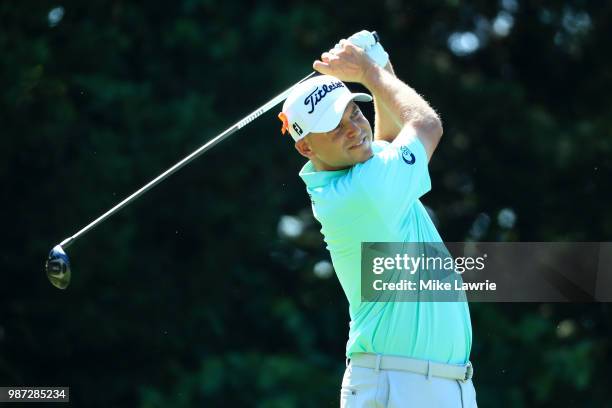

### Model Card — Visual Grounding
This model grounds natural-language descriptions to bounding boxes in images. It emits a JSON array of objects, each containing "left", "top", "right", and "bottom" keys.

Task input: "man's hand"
[
  {"left": 343, "top": 30, "right": 389, "bottom": 68},
  {"left": 313, "top": 40, "right": 375, "bottom": 84}
]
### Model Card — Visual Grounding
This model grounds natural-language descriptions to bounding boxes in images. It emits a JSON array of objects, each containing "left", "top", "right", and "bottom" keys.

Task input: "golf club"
[{"left": 46, "top": 32, "right": 379, "bottom": 290}]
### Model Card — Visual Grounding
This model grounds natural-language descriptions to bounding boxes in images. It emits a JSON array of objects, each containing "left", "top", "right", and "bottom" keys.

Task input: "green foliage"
[{"left": 139, "top": 353, "right": 341, "bottom": 408}]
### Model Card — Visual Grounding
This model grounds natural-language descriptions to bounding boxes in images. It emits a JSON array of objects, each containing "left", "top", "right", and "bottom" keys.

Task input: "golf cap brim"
[{"left": 310, "top": 92, "right": 373, "bottom": 134}]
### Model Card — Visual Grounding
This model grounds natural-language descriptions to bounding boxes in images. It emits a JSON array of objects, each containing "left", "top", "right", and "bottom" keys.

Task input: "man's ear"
[{"left": 294, "top": 137, "right": 314, "bottom": 159}]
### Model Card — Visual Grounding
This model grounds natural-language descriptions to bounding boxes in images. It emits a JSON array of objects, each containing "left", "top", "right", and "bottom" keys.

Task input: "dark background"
[{"left": 1, "top": 0, "right": 611, "bottom": 406}]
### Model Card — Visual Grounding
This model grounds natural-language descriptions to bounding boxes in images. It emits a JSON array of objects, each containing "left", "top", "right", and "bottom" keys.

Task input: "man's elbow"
[
  {"left": 409, "top": 114, "right": 442, "bottom": 161},
  {"left": 417, "top": 114, "right": 443, "bottom": 145},
  {"left": 429, "top": 115, "right": 443, "bottom": 142}
]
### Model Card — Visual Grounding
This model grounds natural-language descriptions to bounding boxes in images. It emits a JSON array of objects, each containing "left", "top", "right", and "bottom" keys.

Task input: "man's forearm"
[
  {"left": 363, "top": 64, "right": 443, "bottom": 158},
  {"left": 373, "top": 61, "right": 403, "bottom": 142}
]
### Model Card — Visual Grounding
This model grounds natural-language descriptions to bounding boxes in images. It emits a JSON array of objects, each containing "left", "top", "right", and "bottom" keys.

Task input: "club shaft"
[{"left": 59, "top": 71, "right": 317, "bottom": 249}]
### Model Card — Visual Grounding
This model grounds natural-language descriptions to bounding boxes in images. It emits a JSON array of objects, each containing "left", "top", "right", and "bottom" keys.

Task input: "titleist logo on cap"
[{"left": 303, "top": 82, "right": 345, "bottom": 114}]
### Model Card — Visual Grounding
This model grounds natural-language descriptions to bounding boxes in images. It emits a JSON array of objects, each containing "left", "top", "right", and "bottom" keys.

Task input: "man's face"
[{"left": 299, "top": 102, "right": 373, "bottom": 171}]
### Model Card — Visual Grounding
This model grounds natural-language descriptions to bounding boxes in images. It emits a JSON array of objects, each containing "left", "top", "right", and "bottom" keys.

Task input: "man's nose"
[{"left": 345, "top": 120, "right": 360, "bottom": 138}]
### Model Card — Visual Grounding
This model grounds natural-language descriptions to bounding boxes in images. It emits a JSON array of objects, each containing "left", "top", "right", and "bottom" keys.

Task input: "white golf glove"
[{"left": 334, "top": 30, "right": 389, "bottom": 67}]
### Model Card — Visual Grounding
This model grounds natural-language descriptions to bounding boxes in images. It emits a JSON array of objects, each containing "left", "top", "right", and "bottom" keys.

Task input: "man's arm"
[
  {"left": 362, "top": 61, "right": 443, "bottom": 159},
  {"left": 314, "top": 41, "right": 443, "bottom": 161},
  {"left": 373, "top": 61, "right": 403, "bottom": 142}
]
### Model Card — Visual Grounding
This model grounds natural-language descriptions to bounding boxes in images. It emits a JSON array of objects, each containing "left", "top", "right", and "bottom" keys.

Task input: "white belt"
[{"left": 349, "top": 353, "right": 474, "bottom": 382}]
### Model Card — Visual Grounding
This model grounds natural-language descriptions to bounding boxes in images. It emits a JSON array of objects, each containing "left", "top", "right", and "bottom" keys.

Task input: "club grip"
[{"left": 371, "top": 31, "right": 379, "bottom": 43}]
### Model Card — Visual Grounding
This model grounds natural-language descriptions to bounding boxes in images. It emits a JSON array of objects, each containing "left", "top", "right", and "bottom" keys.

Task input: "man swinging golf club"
[{"left": 279, "top": 31, "right": 477, "bottom": 407}]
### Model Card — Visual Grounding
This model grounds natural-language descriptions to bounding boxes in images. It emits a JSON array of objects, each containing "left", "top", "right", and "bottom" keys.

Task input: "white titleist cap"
[{"left": 278, "top": 75, "right": 372, "bottom": 142}]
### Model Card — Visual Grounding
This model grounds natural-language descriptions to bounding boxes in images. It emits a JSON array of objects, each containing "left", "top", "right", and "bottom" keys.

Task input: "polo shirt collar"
[{"left": 298, "top": 161, "right": 349, "bottom": 189}]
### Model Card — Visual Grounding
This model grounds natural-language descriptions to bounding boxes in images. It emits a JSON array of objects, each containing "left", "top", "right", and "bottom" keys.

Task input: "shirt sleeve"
[{"left": 353, "top": 127, "right": 431, "bottom": 225}]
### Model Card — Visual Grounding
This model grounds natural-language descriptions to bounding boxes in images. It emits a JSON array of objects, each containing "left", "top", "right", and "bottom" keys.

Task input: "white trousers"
[{"left": 340, "top": 364, "right": 478, "bottom": 408}]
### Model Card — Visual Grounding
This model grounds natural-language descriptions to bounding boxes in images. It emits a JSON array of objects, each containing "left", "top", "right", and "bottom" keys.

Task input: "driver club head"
[{"left": 46, "top": 245, "right": 71, "bottom": 289}]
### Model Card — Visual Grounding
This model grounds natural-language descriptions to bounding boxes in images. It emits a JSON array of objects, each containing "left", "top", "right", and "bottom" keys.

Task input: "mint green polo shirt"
[{"left": 299, "top": 130, "right": 472, "bottom": 364}]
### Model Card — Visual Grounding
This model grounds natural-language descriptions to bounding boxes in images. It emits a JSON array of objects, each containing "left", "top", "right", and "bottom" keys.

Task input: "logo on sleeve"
[{"left": 400, "top": 146, "right": 416, "bottom": 165}]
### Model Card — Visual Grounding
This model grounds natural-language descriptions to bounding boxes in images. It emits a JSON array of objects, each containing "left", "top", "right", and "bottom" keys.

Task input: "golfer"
[{"left": 279, "top": 31, "right": 477, "bottom": 407}]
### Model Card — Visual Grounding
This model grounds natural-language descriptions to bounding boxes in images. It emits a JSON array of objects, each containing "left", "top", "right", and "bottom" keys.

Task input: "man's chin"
[{"left": 352, "top": 145, "right": 373, "bottom": 165}]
